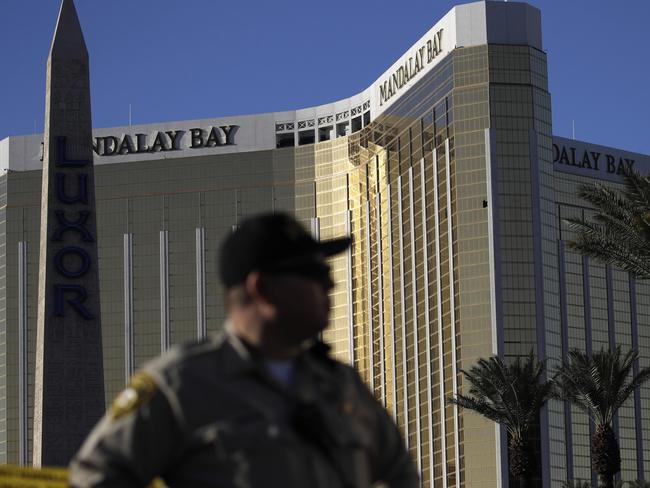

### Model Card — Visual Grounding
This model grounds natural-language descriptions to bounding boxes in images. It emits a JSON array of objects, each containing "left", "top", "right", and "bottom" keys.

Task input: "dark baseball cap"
[{"left": 219, "top": 213, "right": 351, "bottom": 288}]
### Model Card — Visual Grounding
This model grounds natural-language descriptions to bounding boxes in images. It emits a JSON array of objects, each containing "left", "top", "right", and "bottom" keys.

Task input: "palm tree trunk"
[
  {"left": 509, "top": 434, "right": 533, "bottom": 488},
  {"left": 592, "top": 423, "right": 620, "bottom": 488}
]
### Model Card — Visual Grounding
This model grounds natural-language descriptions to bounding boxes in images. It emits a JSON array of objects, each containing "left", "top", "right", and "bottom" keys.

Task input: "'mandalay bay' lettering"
[
  {"left": 379, "top": 29, "right": 444, "bottom": 106},
  {"left": 553, "top": 143, "right": 636, "bottom": 176},
  {"left": 92, "top": 125, "right": 239, "bottom": 157}
]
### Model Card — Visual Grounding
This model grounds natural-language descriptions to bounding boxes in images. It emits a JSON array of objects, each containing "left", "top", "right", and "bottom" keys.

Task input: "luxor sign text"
[
  {"left": 52, "top": 137, "right": 96, "bottom": 320},
  {"left": 92, "top": 125, "right": 239, "bottom": 157}
]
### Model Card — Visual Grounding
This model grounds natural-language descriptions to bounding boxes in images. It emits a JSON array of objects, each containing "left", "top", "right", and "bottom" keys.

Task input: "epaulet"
[
  {"left": 109, "top": 333, "right": 227, "bottom": 420},
  {"left": 109, "top": 371, "right": 158, "bottom": 420}
]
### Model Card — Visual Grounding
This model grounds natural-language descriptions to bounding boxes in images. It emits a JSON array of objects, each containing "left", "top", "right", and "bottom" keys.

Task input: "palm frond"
[
  {"left": 566, "top": 217, "right": 650, "bottom": 278},
  {"left": 552, "top": 350, "right": 603, "bottom": 421},
  {"left": 567, "top": 170, "right": 650, "bottom": 279},
  {"left": 614, "top": 364, "right": 650, "bottom": 413},
  {"left": 553, "top": 347, "right": 650, "bottom": 425},
  {"left": 623, "top": 170, "right": 650, "bottom": 210},
  {"left": 577, "top": 182, "right": 639, "bottom": 224},
  {"left": 449, "top": 353, "right": 551, "bottom": 437},
  {"left": 448, "top": 393, "right": 510, "bottom": 430}
]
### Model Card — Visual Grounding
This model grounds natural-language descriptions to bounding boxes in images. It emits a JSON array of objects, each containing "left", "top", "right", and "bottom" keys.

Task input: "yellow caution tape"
[
  {"left": 0, "top": 465, "right": 67, "bottom": 487},
  {"left": 0, "top": 466, "right": 166, "bottom": 488}
]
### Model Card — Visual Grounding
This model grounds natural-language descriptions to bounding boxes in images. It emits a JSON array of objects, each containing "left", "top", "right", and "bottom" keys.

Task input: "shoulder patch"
[{"left": 110, "top": 371, "right": 157, "bottom": 420}]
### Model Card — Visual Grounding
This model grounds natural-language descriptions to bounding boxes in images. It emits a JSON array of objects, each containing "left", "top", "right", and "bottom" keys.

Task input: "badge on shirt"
[{"left": 110, "top": 372, "right": 157, "bottom": 420}]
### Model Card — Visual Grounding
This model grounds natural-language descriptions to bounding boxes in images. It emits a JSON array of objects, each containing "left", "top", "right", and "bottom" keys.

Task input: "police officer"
[{"left": 69, "top": 213, "right": 419, "bottom": 488}]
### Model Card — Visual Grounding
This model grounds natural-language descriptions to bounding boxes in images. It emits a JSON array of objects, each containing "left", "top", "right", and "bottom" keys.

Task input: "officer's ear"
[
  {"left": 245, "top": 271, "right": 267, "bottom": 299},
  {"left": 244, "top": 272, "right": 277, "bottom": 319}
]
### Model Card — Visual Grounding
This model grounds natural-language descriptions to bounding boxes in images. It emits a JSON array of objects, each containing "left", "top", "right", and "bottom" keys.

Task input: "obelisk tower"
[{"left": 33, "top": 0, "right": 105, "bottom": 466}]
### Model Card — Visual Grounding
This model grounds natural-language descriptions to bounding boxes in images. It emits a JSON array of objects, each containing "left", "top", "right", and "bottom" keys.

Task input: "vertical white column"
[
  {"left": 386, "top": 186, "right": 398, "bottom": 420},
  {"left": 159, "top": 230, "right": 170, "bottom": 352},
  {"left": 408, "top": 166, "right": 422, "bottom": 472},
  {"left": 18, "top": 241, "right": 28, "bottom": 466},
  {"left": 346, "top": 210, "right": 354, "bottom": 364},
  {"left": 195, "top": 228, "right": 206, "bottom": 340},
  {"left": 365, "top": 202, "right": 374, "bottom": 392},
  {"left": 485, "top": 129, "right": 500, "bottom": 356},
  {"left": 123, "top": 234, "right": 134, "bottom": 383},
  {"left": 445, "top": 138, "right": 461, "bottom": 488},
  {"left": 310, "top": 217, "right": 320, "bottom": 241},
  {"left": 376, "top": 194, "right": 386, "bottom": 405},
  {"left": 485, "top": 128, "right": 506, "bottom": 488},
  {"left": 434, "top": 148, "right": 448, "bottom": 487},
  {"left": 421, "top": 158, "right": 435, "bottom": 487},
  {"left": 397, "top": 176, "right": 409, "bottom": 447},
  {"left": 311, "top": 218, "right": 323, "bottom": 342}
]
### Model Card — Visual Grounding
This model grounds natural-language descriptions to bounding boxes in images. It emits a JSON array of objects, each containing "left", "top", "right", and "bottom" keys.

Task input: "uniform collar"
[
  {"left": 215, "top": 324, "right": 259, "bottom": 377},
  {"left": 217, "top": 323, "right": 335, "bottom": 385}
]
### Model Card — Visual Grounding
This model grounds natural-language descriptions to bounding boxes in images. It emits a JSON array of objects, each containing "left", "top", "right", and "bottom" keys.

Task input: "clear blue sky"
[{"left": 1, "top": 0, "right": 649, "bottom": 155}]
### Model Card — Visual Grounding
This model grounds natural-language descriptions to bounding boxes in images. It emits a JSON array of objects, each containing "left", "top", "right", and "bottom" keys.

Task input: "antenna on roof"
[
  {"left": 572, "top": 120, "right": 575, "bottom": 139},
  {"left": 129, "top": 104, "right": 132, "bottom": 127}
]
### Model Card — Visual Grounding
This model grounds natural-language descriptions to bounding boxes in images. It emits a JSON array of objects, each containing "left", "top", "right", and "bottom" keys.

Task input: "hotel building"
[{"left": 1, "top": 1, "right": 649, "bottom": 486}]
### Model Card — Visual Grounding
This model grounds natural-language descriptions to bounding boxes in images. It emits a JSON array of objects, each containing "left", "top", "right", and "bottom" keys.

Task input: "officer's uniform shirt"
[{"left": 69, "top": 331, "right": 419, "bottom": 488}]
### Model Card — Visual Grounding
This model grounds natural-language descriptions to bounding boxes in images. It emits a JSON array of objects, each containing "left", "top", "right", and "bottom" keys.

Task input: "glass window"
[{"left": 275, "top": 133, "right": 295, "bottom": 148}]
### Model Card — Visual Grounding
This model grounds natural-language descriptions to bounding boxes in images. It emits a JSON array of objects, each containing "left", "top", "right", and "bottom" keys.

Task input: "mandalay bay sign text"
[
  {"left": 92, "top": 125, "right": 239, "bottom": 157},
  {"left": 379, "top": 29, "right": 444, "bottom": 106},
  {"left": 550, "top": 138, "right": 650, "bottom": 184}
]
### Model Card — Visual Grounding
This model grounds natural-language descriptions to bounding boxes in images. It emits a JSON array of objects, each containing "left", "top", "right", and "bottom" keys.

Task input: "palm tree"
[
  {"left": 448, "top": 353, "right": 552, "bottom": 488},
  {"left": 566, "top": 170, "right": 650, "bottom": 278},
  {"left": 552, "top": 347, "right": 650, "bottom": 488}
]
